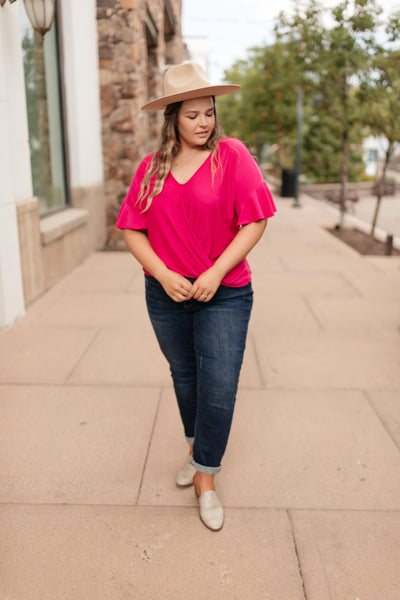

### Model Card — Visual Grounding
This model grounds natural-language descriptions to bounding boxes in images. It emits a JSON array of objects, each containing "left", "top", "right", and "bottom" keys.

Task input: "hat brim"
[{"left": 140, "top": 84, "right": 241, "bottom": 111}]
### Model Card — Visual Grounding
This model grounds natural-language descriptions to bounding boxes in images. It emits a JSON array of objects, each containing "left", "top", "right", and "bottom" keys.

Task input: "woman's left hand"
[{"left": 187, "top": 266, "right": 223, "bottom": 302}]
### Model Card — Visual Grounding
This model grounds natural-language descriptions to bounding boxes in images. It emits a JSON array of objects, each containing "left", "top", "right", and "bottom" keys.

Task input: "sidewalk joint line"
[
  {"left": 249, "top": 332, "right": 266, "bottom": 388},
  {"left": 287, "top": 509, "right": 308, "bottom": 600},
  {"left": 2, "top": 502, "right": 400, "bottom": 513},
  {"left": 136, "top": 387, "right": 163, "bottom": 506},
  {"left": 340, "top": 273, "right": 364, "bottom": 298},
  {"left": 277, "top": 255, "right": 289, "bottom": 271},
  {"left": 63, "top": 328, "right": 102, "bottom": 384},
  {"left": 363, "top": 389, "right": 400, "bottom": 454},
  {"left": 302, "top": 296, "right": 325, "bottom": 330},
  {"left": 123, "top": 271, "right": 140, "bottom": 294}
]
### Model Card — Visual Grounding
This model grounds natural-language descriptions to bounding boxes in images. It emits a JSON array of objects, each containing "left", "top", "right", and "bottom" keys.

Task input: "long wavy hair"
[{"left": 137, "top": 96, "right": 224, "bottom": 211}]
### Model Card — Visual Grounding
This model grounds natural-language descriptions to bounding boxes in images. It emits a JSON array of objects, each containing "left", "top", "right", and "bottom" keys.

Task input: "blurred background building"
[
  {"left": 0, "top": 0, "right": 183, "bottom": 328},
  {"left": 183, "top": 35, "right": 208, "bottom": 74}
]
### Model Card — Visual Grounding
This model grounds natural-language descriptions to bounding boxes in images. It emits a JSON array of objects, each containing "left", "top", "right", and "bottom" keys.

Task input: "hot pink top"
[{"left": 116, "top": 137, "right": 277, "bottom": 287}]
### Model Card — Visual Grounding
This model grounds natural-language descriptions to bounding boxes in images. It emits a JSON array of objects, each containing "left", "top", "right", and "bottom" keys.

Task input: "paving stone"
[
  {"left": 0, "top": 504, "right": 304, "bottom": 600},
  {"left": 67, "top": 326, "right": 171, "bottom": 386},
  {"left": 54, "top": 252, "right": 138, "bottom": 293},
  {"left": 365, "top": 256, "right": 400, "bottom": 274},
  {"left": 308, "top": 297, "right": 400, "bottom": 331},
  {"left": 280, "top": 254, "right": 377, "bottom": 276},
  {"left": 138, "top": 388, "right": 197, "bottom": 506},
  {"left": 247, "top": 252, "right": 287, "bottom": 273},
  {"left": 68, "top": 325, "right": 262, "bottom": 389},
  {"left": 0, "top": 385, "right": 159, "bottom": 504},
  {"left": 82, "top": 251, "right": 135, "bottom": 271},
  {"left": 141, "top": 389, "right": 400, "bottom": 510},
  {"left": 349, "top": 271, "right": 400, "bottom": 300},
  {"left": 254, "top": 331, "right": 400, "bottom": 389},
  {"left": 29, "top": 291, "right": 150, "bottom": 329},
  {"left": 0, "top": 327, "right": 97, "bottom": 384},
  {"left": 250, "top": 295, "right": 321, "bottom": 331},
  {"left": 251, "top": 271, "right": 358, "bottom": 297},
  {"left": 291, "top": 510, "right": 400, "bottom": 600}
]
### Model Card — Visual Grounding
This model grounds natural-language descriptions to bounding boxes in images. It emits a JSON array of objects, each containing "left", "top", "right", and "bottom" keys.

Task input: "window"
[{"left": 20, "top": 4, "right": 68, "bottom": 216}]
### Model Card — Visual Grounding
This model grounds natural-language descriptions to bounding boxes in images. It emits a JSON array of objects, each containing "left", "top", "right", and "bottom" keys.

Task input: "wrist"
[
  {"left": 153, "top": 264, "right": 170, "bottom": 283},
  {"left": 211, "top": 261, "right": 227, "bottom": 280}
]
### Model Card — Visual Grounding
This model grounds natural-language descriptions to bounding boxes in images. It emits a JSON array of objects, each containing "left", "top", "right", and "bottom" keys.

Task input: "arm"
[
  {"left": 187, "top": 219, "right": 268, "bottom": 301},
  {"left": 123, "top": 229, "right": 193, "bottom": 302}
]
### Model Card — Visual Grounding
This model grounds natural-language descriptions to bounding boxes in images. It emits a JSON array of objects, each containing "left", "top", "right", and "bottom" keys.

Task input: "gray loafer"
[
  {"left": 196, "top": 489, "right": 224, "bottom": 531},
  {"left": 176, "top": 454, "right": 196, "bottom": 487}
]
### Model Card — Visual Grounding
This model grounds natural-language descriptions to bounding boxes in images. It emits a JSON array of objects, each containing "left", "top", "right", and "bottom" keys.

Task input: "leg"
[
  {"left": 192, "top": 284, "right": 253, "bottom": 476},
  {"left": 145, "top": 276, "right": 197, "bottom": 440}
]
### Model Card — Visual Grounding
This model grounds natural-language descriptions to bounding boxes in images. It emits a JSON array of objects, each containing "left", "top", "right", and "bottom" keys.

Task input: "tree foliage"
[
  {"left": 276, "top": 0, "right": 382, "bottom": 221},
  {"left": 358, "top": 11, "right": 400, "bottom": 233},
  {"left": 218, "top": 1, "right": 400, "bottom": 191},
  {"left": 218, "top": 42, "right": 299, "bottom": 167}
]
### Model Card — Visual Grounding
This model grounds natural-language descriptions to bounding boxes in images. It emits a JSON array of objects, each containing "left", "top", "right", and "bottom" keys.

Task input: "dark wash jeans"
[{"left": 145, "top": 274, "right": 253, "bottom": 475}]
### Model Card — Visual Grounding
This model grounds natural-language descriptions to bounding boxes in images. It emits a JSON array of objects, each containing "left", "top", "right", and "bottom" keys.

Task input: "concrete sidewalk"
[{"left": 1, "top": 196, "right": 400, "bottom": 599}]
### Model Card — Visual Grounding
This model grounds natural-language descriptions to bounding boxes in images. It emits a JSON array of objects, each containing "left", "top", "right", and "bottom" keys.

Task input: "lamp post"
[{"left": 293, "top": 86, "right": 303, "bottom": 208}]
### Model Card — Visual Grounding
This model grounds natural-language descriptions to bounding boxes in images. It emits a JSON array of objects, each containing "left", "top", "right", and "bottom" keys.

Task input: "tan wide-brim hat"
[{"left": 141, "top": 62, "right": 240, "bottom": 111}]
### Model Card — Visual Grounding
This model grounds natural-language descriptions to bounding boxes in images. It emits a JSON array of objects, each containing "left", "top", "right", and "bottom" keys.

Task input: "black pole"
[{"left": 293, "top": 86, "right": 303, "bottom": 208}]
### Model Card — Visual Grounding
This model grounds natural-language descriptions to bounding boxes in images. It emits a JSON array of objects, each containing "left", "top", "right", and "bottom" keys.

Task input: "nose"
[{"left": 199, "top": 114, "right": 208, "bottom": 127}]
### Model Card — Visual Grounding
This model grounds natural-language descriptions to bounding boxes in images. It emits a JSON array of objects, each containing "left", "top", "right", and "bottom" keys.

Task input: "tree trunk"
[
  {"left": 371, "top": 143, "right": 392, "bottom": 237},
  {"left": 339, "top": 130, "right": 349, "bottom": 228}
]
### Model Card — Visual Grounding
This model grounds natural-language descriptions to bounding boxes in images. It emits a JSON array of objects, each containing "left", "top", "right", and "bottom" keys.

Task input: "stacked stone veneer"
[{"left": 97, "top": 0, "right": 183, "bottom": 246}]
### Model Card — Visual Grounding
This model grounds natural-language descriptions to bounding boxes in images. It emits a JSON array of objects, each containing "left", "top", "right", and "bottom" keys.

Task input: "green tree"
[
  {"left": 359, "top": 12, "right": 400, "bottom": 235},
  {"left": 302, "top": 94, "right": 364, "bottom": 183},
  {"left": 277, "top": 0, "right": 382, "bottom": 224},
  {"left": 218, "top": 41, "right": 299, "bottom": 168}
]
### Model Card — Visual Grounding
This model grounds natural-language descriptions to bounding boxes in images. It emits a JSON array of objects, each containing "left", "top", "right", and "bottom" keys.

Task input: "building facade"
[
  {"left": 97, "top": 0, "right": 183, "bottom": 245},
  {"left": 0, "top": 0, "right": 183, "bottom": 328}
]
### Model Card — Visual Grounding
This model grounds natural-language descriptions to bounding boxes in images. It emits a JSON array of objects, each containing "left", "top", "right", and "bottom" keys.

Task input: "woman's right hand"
[
  {"left": 158, "top": 269, "right": 193, "bottom": 302},
  {"left": 123, "top": 231, "right": 192, "bottom": 302}
]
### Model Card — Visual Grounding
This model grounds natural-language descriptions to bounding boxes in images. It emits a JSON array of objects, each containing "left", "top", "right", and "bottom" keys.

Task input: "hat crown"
[
  {"left": 140, "top": 61, "right": 240, "bottom": 110},
  {"left": 164, "top": 63, "right": 211, "bottom": 97}
]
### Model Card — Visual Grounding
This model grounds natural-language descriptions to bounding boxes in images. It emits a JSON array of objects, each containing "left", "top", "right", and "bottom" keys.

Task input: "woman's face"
[{"left": 176, "top": 96, "right": 215, "bottom": 150}]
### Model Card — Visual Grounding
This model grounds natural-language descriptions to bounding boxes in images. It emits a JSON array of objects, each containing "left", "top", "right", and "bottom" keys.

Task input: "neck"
[{"left": 178, "top": 143, "right": 208, "bottom": 156}]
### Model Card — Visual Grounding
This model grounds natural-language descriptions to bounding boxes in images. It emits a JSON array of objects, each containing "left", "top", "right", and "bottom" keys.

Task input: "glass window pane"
[{"left": 20, "top": 5, "right": 67, "bottom": 215}]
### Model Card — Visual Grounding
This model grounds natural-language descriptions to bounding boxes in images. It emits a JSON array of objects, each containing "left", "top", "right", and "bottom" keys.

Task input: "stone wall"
[{"left": 96, "top": 0, "right": 183, "bottom": 246}]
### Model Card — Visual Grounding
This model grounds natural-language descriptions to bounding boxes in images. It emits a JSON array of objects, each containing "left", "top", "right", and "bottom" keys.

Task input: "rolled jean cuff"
[
  {"left": 191, "top": 459, "right": 221, "bottom": 475},
  {"left": 185, "top": 436, "right": 195, "bottom": 445}
]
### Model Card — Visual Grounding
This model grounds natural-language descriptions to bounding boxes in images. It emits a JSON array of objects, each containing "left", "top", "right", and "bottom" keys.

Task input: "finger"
[
  {"left": 192, "top": 288, "right": 203, "bottom": 300},
  {"left": 172, "top": 292, "right": 187, "bottom": 303},
  {"left": 180, "top": 282, "right": 193, "bottom": 299},
  {"left": 198, "top": 291, "right": 210, "bottom": 302},
  {"left": 185, "top": 286, "right": 195, "bottom": 300}
]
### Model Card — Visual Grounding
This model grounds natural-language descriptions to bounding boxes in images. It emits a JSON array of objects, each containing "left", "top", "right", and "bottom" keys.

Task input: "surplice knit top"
[{"left": 116, "top": 137, "right": 277, "bottom": 287}]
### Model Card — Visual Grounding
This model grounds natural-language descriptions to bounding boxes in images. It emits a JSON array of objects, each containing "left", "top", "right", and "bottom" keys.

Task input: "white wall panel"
[{"left": 60, "top": 0, "right": 104, "bottom": 187}]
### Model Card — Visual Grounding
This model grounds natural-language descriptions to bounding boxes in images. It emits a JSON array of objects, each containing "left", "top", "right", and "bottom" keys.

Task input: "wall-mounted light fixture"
[
  {"left": 1, "top": 0, "right": 56, "bottom": 37},
  {"left": 23, "top": 0, "right": 56, "bottom": 37}
]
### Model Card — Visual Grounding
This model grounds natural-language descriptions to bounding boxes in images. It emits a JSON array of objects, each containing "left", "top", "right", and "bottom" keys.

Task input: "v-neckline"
[{"left": 170, "top": 152, "right": 212, "bottom": 186}]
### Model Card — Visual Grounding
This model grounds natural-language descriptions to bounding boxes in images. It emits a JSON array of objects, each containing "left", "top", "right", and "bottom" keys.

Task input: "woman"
[{"left": 116, "top": 62, "right": 276, "bottom": 531}]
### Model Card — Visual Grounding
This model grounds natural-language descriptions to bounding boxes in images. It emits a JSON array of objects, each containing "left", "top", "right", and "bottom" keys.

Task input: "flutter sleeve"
[
  {"left": 229, "top": 139, "right": 277, "bottom": 226},
  {"left": 115, "top": 155, "right": 152, "bottom": 230}
]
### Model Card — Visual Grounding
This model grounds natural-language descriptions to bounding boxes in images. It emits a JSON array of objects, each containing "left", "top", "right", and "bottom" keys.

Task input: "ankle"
[{"left": 193, "top": 472, "right": 215, "bottom": 494}]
